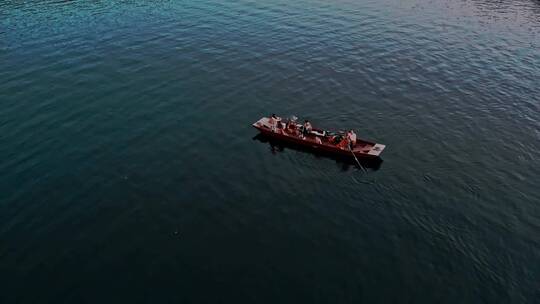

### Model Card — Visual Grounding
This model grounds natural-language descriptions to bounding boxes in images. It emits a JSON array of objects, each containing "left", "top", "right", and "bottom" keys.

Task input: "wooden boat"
[{"left": 252, "top": 116, "right": 385, "bottom": 159}]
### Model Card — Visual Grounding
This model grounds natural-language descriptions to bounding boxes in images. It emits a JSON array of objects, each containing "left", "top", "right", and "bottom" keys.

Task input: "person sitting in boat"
[
  {"left": 302, "top": 120, "right": 313, "bottom": 138},
  {"left": 275, "top": 118, "right": 284, "bottom": 133},
  {"left": 268, "top": 114, "right": 281, "bottom": 132},
  {"left": 285, "top": 118, "right": 297, "bottom": 134},
  {"left": 330, "top": 133, "right": 343, "bottom": 145},
  {"left": 347, "top": 129, "right": 357, "bottom": 149}
]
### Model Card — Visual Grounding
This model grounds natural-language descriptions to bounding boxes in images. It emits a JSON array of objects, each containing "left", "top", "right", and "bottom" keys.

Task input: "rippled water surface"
[{"left": 1, "top": 0, "right": 539, "bottom": 302}]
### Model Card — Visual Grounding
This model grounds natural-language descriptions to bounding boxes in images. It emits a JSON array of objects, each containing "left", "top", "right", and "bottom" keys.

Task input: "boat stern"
[{"left": 366, "top": 143, "right": 386, "bottom": 157}]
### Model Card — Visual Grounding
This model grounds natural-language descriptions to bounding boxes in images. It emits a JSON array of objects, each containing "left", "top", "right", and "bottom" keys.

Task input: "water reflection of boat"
[{"left": 252, "top": 133, "right": 383, "bottom": 171}]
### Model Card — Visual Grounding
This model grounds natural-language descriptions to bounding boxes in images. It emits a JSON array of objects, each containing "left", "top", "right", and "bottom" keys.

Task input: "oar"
[{"left": 349, "top": 146, "right": 367, "bottom": 173}]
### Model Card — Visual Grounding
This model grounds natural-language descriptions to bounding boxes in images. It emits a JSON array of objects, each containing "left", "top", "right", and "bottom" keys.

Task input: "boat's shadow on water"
[{"left": 252, "top": 133, "right": 383, "bottom": 172}]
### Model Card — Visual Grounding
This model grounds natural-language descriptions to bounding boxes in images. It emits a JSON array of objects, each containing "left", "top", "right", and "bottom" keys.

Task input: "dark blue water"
[{"left": 1, "top": 0, "right": 539, "bottom": 302}]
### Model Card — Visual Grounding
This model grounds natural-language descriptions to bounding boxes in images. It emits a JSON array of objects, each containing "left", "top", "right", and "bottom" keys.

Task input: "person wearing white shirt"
[{"left": 347, "top": 129, "right": 357, "bottom": 149}]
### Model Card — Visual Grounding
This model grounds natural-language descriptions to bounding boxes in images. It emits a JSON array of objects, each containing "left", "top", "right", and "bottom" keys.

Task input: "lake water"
[{"left": 1, "top": 0, "right": 539, "bottom": 302}]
